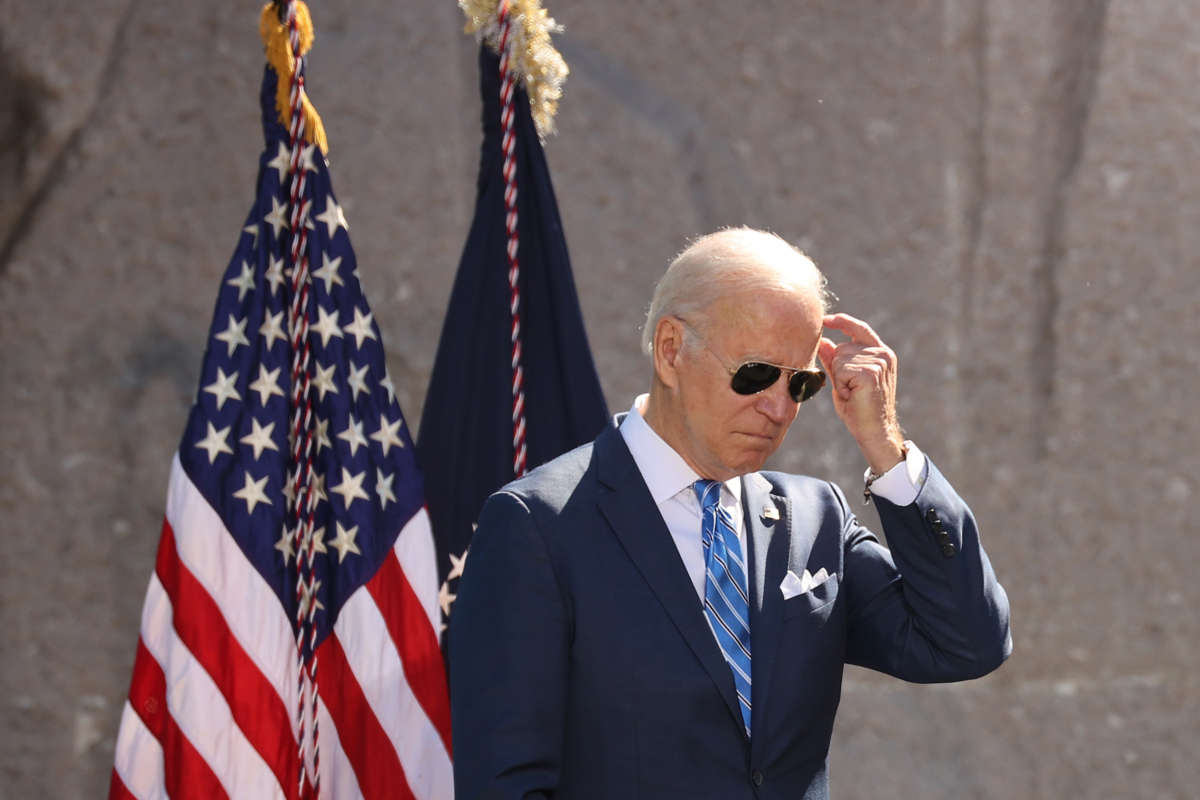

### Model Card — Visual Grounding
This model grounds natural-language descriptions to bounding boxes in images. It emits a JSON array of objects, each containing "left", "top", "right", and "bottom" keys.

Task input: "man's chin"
[{"left": 729, "top": 449, "right": 775, "bottom": 477}]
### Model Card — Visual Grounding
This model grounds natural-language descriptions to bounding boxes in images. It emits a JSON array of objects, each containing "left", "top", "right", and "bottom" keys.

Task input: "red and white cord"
[
  {"left": 279, "top": 1, "right": 321, "bottom": 796},
  {"left": 498, "top": 0, "right": 528, "bottom": 478}
]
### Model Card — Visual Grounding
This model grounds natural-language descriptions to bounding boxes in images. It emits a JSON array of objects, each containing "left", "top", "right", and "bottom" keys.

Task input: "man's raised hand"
[{"left": 817, "top": 313, "right": 905, "bottom": 474}]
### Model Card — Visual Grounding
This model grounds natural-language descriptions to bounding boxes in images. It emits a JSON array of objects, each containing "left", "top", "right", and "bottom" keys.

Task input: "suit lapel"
[
  {"left": 742, "top": 472, "right": 790, "bottom": 748},
  {"left": 594, "top": 424, "right": 745, "bottom": 736}
]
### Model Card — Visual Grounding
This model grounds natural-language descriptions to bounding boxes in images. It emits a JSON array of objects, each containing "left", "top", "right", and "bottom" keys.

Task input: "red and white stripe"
[
  {"left": 497, "top": 0, "right": 528, "bottom": 479},
  {"left": 110, "top": 456, "right": 453, "bottom": 799}
]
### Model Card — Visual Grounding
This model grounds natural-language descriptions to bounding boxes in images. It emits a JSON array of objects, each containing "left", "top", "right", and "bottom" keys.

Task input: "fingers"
[
  {"left": 822, "top": 312, "right": 883, "bottom": 347},
  {"left": 817, "top": 337, "right": 849, "bottom": 401},
  {"left": 819, "top": 314, "right": 902, "bottom": 452},
  {"left": 822, "top": 314, "right": 896, "bottom": 383},
  {"left": 817, "top": 337, "right": 838, "bottom": 374},
  {"left": 820, "top": 340, "right": 897, "bottom": 404},
  {"left": 830, "top": 348, "right": 897, "bottom": 387}
]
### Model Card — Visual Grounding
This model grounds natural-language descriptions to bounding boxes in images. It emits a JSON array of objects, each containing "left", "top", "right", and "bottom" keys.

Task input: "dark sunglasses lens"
[
  {"left": 730, "top": 363, "right": 781, "bottom": 395},
  {"left": 788, "top": 370, "right": 826, "bottom": 403}
]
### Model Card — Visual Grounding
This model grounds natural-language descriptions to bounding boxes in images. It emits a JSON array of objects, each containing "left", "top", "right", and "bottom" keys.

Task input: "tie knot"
[{"left": 692, "top": 479, "right": 722, "bottom": 512}]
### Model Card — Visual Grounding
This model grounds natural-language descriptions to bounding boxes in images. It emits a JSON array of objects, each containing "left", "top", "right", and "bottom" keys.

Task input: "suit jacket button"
[
  {"left": 941, "top": 543, "right": 957, "bottom": 558},
  {"left": 751, "top": 770, "right": 764, "bottom": 787}
]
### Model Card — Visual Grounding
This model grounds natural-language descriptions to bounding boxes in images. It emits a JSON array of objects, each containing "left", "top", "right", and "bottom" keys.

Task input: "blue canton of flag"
[{"left": 182, "top": 66, "right": 420, "bottom": 665}]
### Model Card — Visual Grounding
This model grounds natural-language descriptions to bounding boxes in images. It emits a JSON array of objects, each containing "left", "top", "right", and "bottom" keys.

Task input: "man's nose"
[{"left": 755, "top": 377, "right": 796, "bottom": 423}]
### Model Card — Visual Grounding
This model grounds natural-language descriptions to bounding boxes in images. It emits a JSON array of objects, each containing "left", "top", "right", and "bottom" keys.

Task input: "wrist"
[
  {"left": 859, "top": 430, "right": 905, "bottom": 475},
  {"left": 862, "top": 440, "right": 924, "bottom": 505}
]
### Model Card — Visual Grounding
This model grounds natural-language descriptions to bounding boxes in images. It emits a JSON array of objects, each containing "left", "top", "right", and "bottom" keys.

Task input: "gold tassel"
[
  {"left": 259, "top": 2, "right": 329, "bottom": 155},
  {"left": 460, "top": 0, "right": 569, "bottom": 140}
]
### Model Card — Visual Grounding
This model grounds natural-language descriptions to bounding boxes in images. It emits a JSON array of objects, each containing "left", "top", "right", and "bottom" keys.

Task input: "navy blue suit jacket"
[{"left": 449, "top": 419, "right": 1011, "bottom": 799}]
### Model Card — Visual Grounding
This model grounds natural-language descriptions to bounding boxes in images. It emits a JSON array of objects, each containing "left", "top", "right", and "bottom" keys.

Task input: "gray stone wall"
[{"left": 2, "top": 0, "right": 1195, "bottom": 796}]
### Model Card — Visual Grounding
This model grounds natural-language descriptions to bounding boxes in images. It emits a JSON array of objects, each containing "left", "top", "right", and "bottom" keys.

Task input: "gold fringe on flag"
[
  {"left": 459, "top": 0, "right": 569, "bottom": 139},
  {"left": 259, "top": 2, "right": 329, "bottom": 155}
]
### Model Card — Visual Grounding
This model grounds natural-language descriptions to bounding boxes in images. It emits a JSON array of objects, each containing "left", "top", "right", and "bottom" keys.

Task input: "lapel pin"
[{"left": 761, "top": 505, "right": 780, "bottom": 521}]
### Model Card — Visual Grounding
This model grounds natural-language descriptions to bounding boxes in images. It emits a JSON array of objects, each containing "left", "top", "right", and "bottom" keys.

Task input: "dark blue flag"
[{"left": 417, "top": 46, "right": 608, "bottom": 637}]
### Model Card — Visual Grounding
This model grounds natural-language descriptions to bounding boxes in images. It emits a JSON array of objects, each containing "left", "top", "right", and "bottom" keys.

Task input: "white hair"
[{"left": 641, "top": 227, "right": 830, "bottom": 356}]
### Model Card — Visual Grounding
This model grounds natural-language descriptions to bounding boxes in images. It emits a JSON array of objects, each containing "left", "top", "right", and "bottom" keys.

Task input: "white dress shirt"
[{"left": 618, "top": 394, "right": 927, "bottom": 602}]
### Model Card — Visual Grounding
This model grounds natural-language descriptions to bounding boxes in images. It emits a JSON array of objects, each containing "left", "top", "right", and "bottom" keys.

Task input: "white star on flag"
[
  {"left": 232, "top": 471, "right": 272, "bottom": 514},
  {"left": 376, "top": 468, "right": 396, "bottom": 509},
  {"left": 310, "top": 305, "right": 344, "bottom": 347},
  {"left": 274, "top": 528, "right": 295, "bottom": 564},
  {"left": 313, "top": 416, "right": 332, "bottom": 453},
  {"left": 247, "top": 365, "right": 285, "bottom": 406},
  {"left": 381, "top": 373, "right": 397, "bottom": 404},
  {"left": 259, "top": 310, "right": 287, "bottom": 349},
  {"left": 370, "top": 414, "right": 405, "bottom": 455},
  {"left": 195, "top": 422, "right": 234, "bottom": 464},
  {"left": 263, "top": 256, "right": 287, "bottom": 295},
  {"left": 346, "top": 363, "right": 370, "bottom": 401},
  {"left": 330, "top": 467, "right": 369, "bottom": 508},
  {"left": 315, "top": 196, "right": 349, "bottom": 236},
  {"left": 240, "top": 418, "right": 279, "bottom": 460},
  {"left": 267, "top": 142, "right": 291, "bottom": 180},
  {"left": 312, "top": 253, "right": 345, "bottom": 294},
  {"left": 447, "top": 548, "right": 469, "bottom": 581},
  {"left": 214, "top": 314, "right": 250, "bottom": 356},
  {"left": 296, "top": 143, "right": 319, "bottom": 175},
  {"left": 327, "top": 522, "right": 361, "bottom": 563},
  {"left": 226, "top": 261, "right": 256, "bottom": 301},
  {"left": 311, "top": 362, "right": 338, "bottom": 400},
  {"left": 337, "top": 415, "right": 368, "bottom": 457},
  {"left": 438, "top": 582, "right": 455, "bottom": 618},
  {"left": 263, "top": 196, "right": 289, "bottom": 238},
  {"left": 203, "top": 367, "right": 240, "bottom": 410},
  {"left": 342, "top": 307, "right": 377, "bottom": 348}
]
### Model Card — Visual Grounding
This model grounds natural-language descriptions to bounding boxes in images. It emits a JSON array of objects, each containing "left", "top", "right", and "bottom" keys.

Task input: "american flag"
[{"left": 109, "top": 12, "right": 452, "bottom": 798}]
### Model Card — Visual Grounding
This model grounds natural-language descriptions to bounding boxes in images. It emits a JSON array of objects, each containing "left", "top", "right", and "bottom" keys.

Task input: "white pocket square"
[{"left": 780, "top": 567, "right": 829, "bottom": 600}]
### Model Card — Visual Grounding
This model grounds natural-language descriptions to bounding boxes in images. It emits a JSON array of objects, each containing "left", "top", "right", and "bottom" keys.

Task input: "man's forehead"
[
  {"left": 705, "top": 284, "right": 823, "bottom": 327},
  {"left": 701, "top": 289, "right": 823, "bottom": 360}
]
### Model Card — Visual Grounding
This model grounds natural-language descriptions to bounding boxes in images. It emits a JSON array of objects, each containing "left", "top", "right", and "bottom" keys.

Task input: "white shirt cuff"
[{"left": 863, "top": 441, "right": 927, "bottom": 506}]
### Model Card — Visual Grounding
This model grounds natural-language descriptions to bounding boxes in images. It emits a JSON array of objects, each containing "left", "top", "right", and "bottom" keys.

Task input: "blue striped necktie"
[{"left": 693, "top": 479, "right": 752, "bottom": 736}]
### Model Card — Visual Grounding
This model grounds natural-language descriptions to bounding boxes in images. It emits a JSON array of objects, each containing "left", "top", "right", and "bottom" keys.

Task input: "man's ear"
[{"left": 653, "top": 316, "right": 685, "bottom": 389}]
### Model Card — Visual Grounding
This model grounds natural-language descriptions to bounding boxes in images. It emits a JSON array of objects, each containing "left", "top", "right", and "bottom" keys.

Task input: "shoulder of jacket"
[{"left": 498, "top": 439, "right": 598, "bottom": 512}]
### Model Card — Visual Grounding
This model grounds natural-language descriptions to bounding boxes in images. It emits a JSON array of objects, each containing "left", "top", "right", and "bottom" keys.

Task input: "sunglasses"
[
  {"left": 727, "top": 360, "right": 826, "bottom": 403},
  {"left": 680, "top": 320, "right": 826, "bottom": 403}
]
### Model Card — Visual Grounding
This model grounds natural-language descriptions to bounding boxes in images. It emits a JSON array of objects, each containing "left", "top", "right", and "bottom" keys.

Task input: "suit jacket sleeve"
[
  {"left": 449, "top": 489, "right": 569, "bottom": 799},
  {"left": 839, "top": 458, "right": 1012, "bottom": 681}
]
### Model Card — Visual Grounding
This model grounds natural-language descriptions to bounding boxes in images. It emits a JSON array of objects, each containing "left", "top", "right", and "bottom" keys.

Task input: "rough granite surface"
[{"left": 1, "top": 0, "right": 1196, "bottom": 797}]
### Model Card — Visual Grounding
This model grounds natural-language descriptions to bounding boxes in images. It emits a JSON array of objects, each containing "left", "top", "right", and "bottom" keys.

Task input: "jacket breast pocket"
[{"left": 782, "top": 572, "right": 839, "bottom": 620}]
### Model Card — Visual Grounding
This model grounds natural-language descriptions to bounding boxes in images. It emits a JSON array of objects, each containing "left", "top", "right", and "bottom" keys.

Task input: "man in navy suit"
[{"left": 449, "top": 227, "right": 1011, "bottom": 799}]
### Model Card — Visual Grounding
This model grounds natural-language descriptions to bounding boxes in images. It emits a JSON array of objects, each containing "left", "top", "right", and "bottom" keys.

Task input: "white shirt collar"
[{"left": 619, "top": 394, "right": 742, "bottom": 509}]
